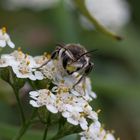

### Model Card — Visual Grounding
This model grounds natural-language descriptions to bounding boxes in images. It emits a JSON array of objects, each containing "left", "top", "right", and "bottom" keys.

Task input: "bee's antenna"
[
  {"left": 73, "top": 49, "right": 98, "bottom": 62},
  {"left": 56, "top": 43, "right": 65, "bottom": 48}
]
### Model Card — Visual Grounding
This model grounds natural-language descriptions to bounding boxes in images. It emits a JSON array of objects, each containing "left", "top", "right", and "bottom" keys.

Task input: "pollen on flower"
[
  {"left": 18, "top": 47, "right": 22, "bottom": 52},
  {"left": 47, "top": 54, "right": 51, "bottom": 59},
  {"left": 2, "top": 27, "right": 7, "bottom": 34},
  {"left": 18, "top": 50, "right": 23, "bottom": 56},
  {"left": 59, "top": 86, "right": 70, "bottom": 93},
  {"left": 80, "top": 112, "right": 86, "bottom": 117},
  {"left": 84, "top": 104, "right": 88, "bottom": 108},
  {"left": 26, "top": 61, "right": 30, "bottom": 65},
  {"left": 19, "top": 66, "right": 29, "bottom": 74},
  {"left": 82, "top": 83, "right": 86, "bottom": 90}
]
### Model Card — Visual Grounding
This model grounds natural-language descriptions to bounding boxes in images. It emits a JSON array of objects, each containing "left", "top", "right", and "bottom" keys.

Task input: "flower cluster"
[
  {"left": 0, "top": 49, "right": 45, "bottom": 80},
  {"left": 29, "top": 59, "right": 117, "bottom": 139},
  {"left": 0, "top": 27, "right": 117, "bottom": 140}
]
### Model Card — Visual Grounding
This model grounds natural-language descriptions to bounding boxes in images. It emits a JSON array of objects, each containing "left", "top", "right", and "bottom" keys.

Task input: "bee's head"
[{"left": 58, "top": 44, "right": 90, "bottom": 74}]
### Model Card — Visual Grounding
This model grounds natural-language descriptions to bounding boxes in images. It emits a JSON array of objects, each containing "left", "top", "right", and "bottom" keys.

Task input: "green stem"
[
  {"left": 42, "top": 112, "right": 51, "bottom": 140},
  {"left": 42, "top": 125, "right": 49, "bottom": 140},
  {"left": 13, "top": 109, "right": 37, "bottom": 140},
  {"left": 13, "top": 87, "right": 26, "bottom": 126}
]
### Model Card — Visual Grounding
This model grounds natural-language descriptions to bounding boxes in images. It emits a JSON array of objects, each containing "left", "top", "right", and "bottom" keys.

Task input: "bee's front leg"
[
  {"left": 73, "top": 62, "right": 94, "bottom": 88},
  {"left": 37, "top": 49, "right": 59, "bottom": 69}
]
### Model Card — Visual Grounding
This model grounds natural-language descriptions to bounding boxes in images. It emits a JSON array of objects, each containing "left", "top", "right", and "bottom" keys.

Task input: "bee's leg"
[
  {"left": 36, "top": 50, "right": 59, "bottom": 69},
  {"left": 73, "top": 62, "right": 94, "bottom": 88},
  {"left": 62, "top": 55, "right": 69, "bottom": 69},
  {"left": 84, "top": 62, "right": 94, "bottom": 75},
  {"left": 73, "top": 74, "right": 86, "bottom": 88}
]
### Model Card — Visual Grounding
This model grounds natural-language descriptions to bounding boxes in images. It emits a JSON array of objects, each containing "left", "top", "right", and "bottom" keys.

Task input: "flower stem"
[
  {"left": 13, "top": 87, "right": 26, "bottom": 126},
  {"left": 42, "top": 112, "right": 51, "bottom": 140},
  {"left": 42, "top": 124, "right": 49, "bottom": 140},
  {"left": 13, "top": 109, "right": 37, "bottom": 140}
]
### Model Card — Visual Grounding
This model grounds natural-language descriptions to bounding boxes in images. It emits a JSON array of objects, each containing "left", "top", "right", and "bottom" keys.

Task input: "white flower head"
[
  {"left": 40, "top": 60, "right": 57, "bottom": 80},
  {"left": 80, "top": 121, "right": 117, "bottom": 140},
  {"left": 0, "top": 27, "right": 15, "bottom": 48},
  {"left": 80, "top": 121, "right": 101, "bottom": 140},
  {"left": 34, "top": 53, "right": 50, "bottom": 67},
  {"left": 64, "top": 106, "right": 88, "bottom": 130},
  {"left": 72, "top": 77, "right": 97, "bottom": 101},
  {"left": 12, "top": 55, "right": 43, "bottom": 80},
  {"left": 29, "top": 89, "right": 58, "bottom": 113},
  {"left": 0, "top": 51, "right": 21, "bottom": 68},
  {"left": 85, "top": 0, "right": 130, "bottom": 31}
]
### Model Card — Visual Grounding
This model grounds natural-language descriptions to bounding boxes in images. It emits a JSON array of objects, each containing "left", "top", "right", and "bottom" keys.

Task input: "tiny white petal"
[
  {"left": 62, "top": 111, "right": 71, "bottom": 118},
  {"left": 29, "top": 100, "right": 39, "bottom": 107},
  {"left": 91, "top": 91, "right": 97, "bottom": 99},
  {"left": 0, "top": 40, "right": 6, "bottom": 47},
  {"left": 47, "top": 104, "right": 58, "bottom": 114},
  {"left": 67, "top": 117, "right": 78, "bottom": 125},
  {"left": 29, "top": 91, "right": 39, "bottom": 97},
  {"left": 80, "top": 122, "right": 88, "bottom": 130},
  {"left": 7, "top": 40, "right": 15, "bottom": 48},
  {"left": 34, "top": 71, "right": 44, "bottom": 80}
]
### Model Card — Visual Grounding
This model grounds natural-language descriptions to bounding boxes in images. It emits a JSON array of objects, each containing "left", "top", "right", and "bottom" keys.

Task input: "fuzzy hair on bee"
[{"left": 39, "top": 43, "right": 96, "bottom": 86}]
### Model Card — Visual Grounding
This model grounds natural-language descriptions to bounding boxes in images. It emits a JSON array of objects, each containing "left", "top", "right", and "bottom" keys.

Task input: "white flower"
[
  {"left": 80, "top": 121, "right": 116, "bottom": 140},
  {"left": 1, "top": 49, "right": 26, "bottom": 67},
  {"left": 10, "top": 53, "right": 43, "bottom": 80},
  {"left": 29, "top": 89, "right": 58, "bottom": 113},
  {"left": 64, "top": 106, "right": 88, "bottom": 130},
  {"left": 82, "top": 104, "right": 98, "bottom": 121},
  {"left": 10, "top": 49, "right": 26, "bottom": 62},
  {"left": 80, "top": 121, "right": 101, "bottom": 140},
  {"left": 53, "top": 75, "right": 77, "bottom": 89},
  {"left": 34, "top": 53, "right": 50, "bottom": 67},
  {"left": 0, "top": 52, "right": 19, "bottom": 68},
  {"left": 0, "top": 50, "right": 45, "bottom": 80},
  {"left": 85, "top": 0, "right": 130, "bottom": 31},
  {"left": 0, "top": 27, "right": 15, "bottom": 48},
  {"left": 49, "top": 85, "right": 93, "bottom": 130},
  {"left": 40, "top": 60, "right": 57, "bottom": 80},
  {"left": 72, "top": 77, "right": 97, "bottom": 101}
]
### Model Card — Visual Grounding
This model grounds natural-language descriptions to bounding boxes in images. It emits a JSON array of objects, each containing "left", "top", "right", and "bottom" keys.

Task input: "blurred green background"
[{"left": 0, "top": 0, "right": 140, "bottom": 140}]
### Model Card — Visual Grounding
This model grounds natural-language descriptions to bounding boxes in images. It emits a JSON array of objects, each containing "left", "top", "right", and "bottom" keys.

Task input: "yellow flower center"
[
  {"left": 19, "top": 67, "right": 29, "bottom": 74},
  {"left": 2, "top": 27, "right": 6, "bottom": 35},
  {"left": 26, "top": 61, "right": 30, "bottom": 65}
]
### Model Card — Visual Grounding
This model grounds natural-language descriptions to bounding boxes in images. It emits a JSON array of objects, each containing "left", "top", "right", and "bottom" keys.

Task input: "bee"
[{"left": 39, "top": 43, "right": 95, "bottom": 86}]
